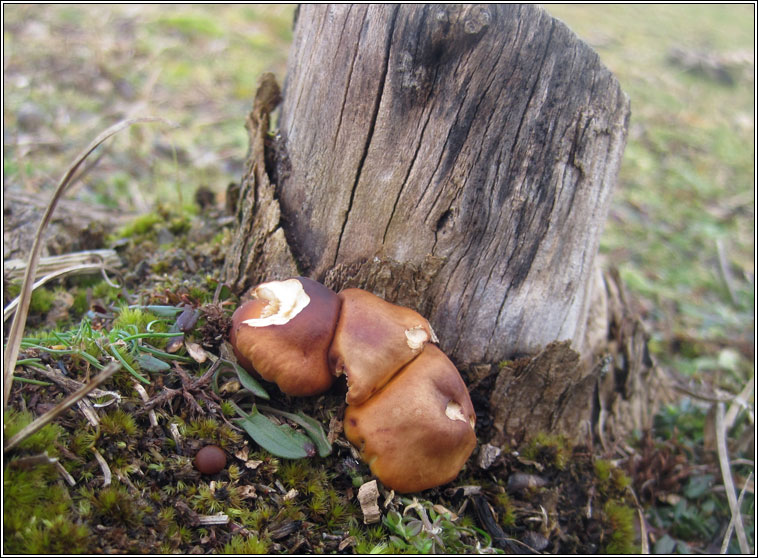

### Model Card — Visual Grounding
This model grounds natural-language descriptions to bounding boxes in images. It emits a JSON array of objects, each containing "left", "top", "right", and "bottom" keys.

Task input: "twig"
[
  {"left": 721, "top": 471, "right": 753, "bottom": 553},
  {"left": 3, "top": 117, "right": 169, "bottom": 408},
  {"left": 197, "top": 513, "right": 230, "bottom": 526},
  {"left": 169, "top": 422, "right": 183, "bottom": 452},
  {"left": 715, "top": 402, "right": 749, "bottom": 553},
  {"left": 4, "top": 362, "right": 121, "bottom": 453}
]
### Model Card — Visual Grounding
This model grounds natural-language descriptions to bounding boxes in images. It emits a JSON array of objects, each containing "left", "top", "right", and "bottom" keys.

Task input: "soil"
[{"left": 3, "top": 194, "right": 653, "bottom": 554}]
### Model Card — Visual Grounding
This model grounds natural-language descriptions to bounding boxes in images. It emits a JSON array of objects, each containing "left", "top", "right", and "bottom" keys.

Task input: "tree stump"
[{"left": 223, "top": 5, "right": 665, "bottom": 443}]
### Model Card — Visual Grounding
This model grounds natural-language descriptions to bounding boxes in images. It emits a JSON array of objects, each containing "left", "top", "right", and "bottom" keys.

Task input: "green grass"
[
  {"left": 545, "top": 4, "right": 754, "bottom": 382},
  {"left": 3, "top": 4, "right": 296, "bottom": 211}
]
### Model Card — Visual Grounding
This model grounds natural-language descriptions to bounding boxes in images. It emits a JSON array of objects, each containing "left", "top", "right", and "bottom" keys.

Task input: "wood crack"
[
  {"left": 333, "top": 6, "right": 399, "bottom": 268},
  {"left": 333, "top": 5, "right": 359, "bottom": 154}
]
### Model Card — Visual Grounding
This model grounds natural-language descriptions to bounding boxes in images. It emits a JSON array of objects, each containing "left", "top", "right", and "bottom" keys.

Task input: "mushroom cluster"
[{"left": 230, "top": 277, "right": 476, "bottom": 493}]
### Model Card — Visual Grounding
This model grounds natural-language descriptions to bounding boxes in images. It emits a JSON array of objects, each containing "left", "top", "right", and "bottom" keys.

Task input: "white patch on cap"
[
  {"left": 445, "top": 401, "right": 468, "bottom": 423},
  {"left": 242, "top": 278, "right": 311, "bottom": 327},
  {"left": 405, "top": 325, "right": 430, "bottom": 351}
]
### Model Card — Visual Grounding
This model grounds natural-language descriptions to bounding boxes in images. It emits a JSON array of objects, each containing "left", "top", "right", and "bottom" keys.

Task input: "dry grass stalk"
[
  {"left": 715, "top": 402, "right": 750, "bottom": 553},
  {"left": 3, "top": 249, "right": 120, "bottom": 282},
  {"left": 3, "top": 362, "right": 121, "bottom": 453},
  {"left": 721, "top": 471, "right": 754, "bottom": 553},
  {"left": 2, "top": 117, "right": 170, "bottom": 408},
  {"left": 3, "top": 261, "right": 121, "bottom": 321},
  {"left": 638, "top": 508, "right": 649, "bottom": 554}
]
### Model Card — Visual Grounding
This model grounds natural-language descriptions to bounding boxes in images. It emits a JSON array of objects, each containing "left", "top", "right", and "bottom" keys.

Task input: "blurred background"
[{"left": 3, "top": 4, "right": 754, "bottom": 552}]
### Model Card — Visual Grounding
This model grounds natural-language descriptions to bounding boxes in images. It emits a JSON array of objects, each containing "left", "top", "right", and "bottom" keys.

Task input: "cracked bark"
[{"left": 223, "top": 5, "right": 655, "bottom": 441}]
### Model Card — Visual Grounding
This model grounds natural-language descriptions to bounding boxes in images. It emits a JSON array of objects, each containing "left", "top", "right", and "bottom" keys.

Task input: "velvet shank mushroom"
[
  {"left": 343, "top": 344, "right": 476, "bottom": 493},
  {"left": 229, "top": 277, "right": 341, "bottom": 396},
  {"left": 329, "top": 288, "right": 438, "bottom": 406}
]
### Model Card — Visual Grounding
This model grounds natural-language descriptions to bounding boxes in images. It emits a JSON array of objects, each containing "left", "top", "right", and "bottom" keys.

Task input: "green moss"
[
  {"left": 243, "top": 501, "right": 274, "bottom": 531},
  {"left": 69, "top": 280, "right": 120, "bottom": 315},
  {"left": 168, "top": 215, "right": 192, "bottom": 235},
  {"left": 183, "top": 417, "right": 219, "bottom": 440},
  {"left": 151, "top": 260, "right": 170, "bottom": 274},
  {"left": 71, "top": 288, "right": 90, "bottom": 315},
  {"left": 521, "top": 432, "right": 571, "bottom": 470},
  {"left": 351, "top": 521, "right": 389, "bottom": 554},
  {"left": 29, "top": 287, "right": 56, "bottom": 315},
  {"left": 81, "top": 483, "right": 145, "bottom": 527},
  {"left": 220, "top": 400, "right": 236, "bottom": 417},
  {"left": 92, "top": 280, "right": 120, "bottom": 302},
  {"left": 193, "top": 482, "right": 234, "bottom": 514},
  {"left": 19, "top": 515, "right": 91, "bottom": 554},
  {"left": 111, "top": 306, "right": 159, "bottom": 332},
  {"left": 602, "top": 501, "right": 638, "bottom": 554},
  {"left": 68, "top": 425, "right": 98, "bottom": 457},
  {"left": 494, "top": 491, "right": 516, "bottom": 527},
  {"left": 220, "top": 534, "right": 270, "bottom": 554},
  {"left": 5, "top": 281, "right": 21, "bottom": 301},
  {"left": 4, "top": 408, "right": 65, "bottom": 455},
  {"left": 217, "top": 423, "right": 244, "bottom": 448},
  {"left": 4, "top": 459, "right": 90, "bottom": 553},
  {"left": 99, "top": 408, "right": 140, "bottom": 438},
  {"left": 279, "top": 460, "right": 310, "bottom": 488},
  {"left": 595, "top": 459, "right": 632, "bottom": 495},
  {"left": 189, "top": 285, "right": 214, "bottom": 303},
  {"left": 325, "top": 491, "right": 351, "bottom": 528},
  {"left": 115, "top": 212, "right": 163, "bottom": 239}
]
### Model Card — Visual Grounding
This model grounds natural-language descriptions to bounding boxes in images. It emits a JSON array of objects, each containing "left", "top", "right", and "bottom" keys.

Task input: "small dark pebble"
[{"left": 194, "top": 445, "right": 227, "bottom": 475}]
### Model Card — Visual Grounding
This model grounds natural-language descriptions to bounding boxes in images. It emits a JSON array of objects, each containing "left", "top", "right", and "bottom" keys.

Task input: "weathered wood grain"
[{"left": 227, "top": 4, "right": 630, "bottom": 368}]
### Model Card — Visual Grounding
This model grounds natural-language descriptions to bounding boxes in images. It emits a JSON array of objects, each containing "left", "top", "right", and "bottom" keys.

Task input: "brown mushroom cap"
[
  {"left": 329, "top": 288, "right": 438, "bottom": 406},
  {"left": 229, "top": 277, "right": 341, "bottom": 397},
  {"left": 343, "top": 344, "right": 476, "bottom": 493}
]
